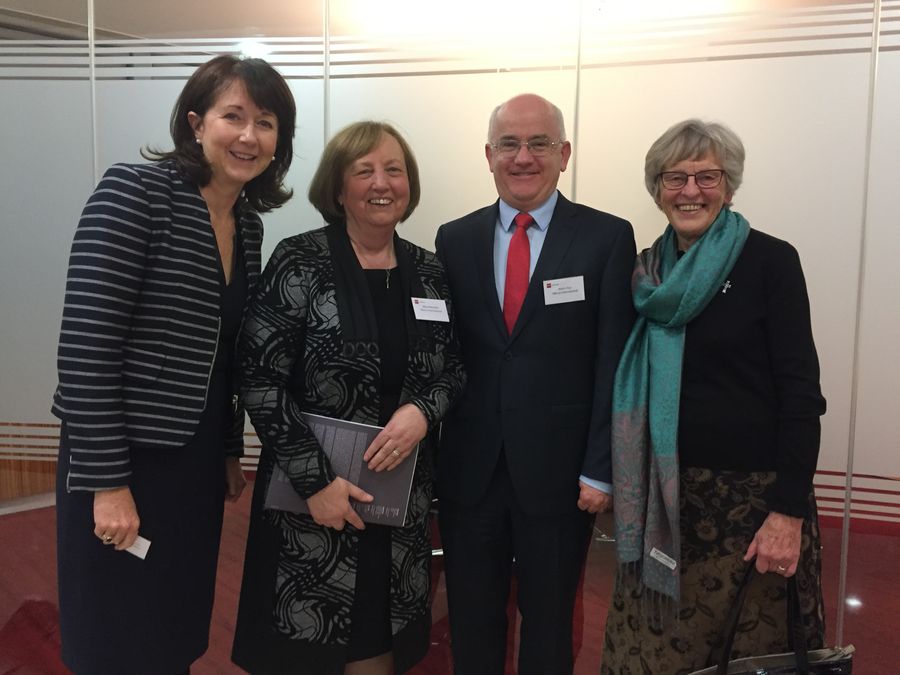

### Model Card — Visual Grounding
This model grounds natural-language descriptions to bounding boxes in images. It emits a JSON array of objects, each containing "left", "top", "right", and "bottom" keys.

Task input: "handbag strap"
[
  {"left": 787, "top": 569, "right": 810, "bottom": 672},
  {"left": 714, "top": 561, "right": 810, "bottom": 675}
]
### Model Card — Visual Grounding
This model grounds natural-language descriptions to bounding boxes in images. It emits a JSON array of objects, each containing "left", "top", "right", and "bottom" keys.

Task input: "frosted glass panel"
[
  {"left": 0, "top": 0, "right": 91, "bottom": 440},
  {"left": 0, "top": 81, "right": 94, "bottom": 426}
]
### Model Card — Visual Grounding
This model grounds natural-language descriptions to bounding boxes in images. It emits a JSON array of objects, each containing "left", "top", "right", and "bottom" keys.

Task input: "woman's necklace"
[{"left": 349, "top": 236, "right": 395, "bottom": 289}]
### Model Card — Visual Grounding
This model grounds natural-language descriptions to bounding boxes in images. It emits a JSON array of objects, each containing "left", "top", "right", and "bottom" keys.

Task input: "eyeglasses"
[
  {"left": 657, "top": 169, "right": 726, "bottom": 190},
  {"left": 490, "top": 136, "right": 563, "bottom": 157}
]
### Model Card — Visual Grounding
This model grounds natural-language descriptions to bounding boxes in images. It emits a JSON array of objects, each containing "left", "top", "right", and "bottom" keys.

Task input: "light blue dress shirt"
[
  {"left": 493, "top": 193, "right": 557, "bottom": 305},
  {"left": 492, "top": 192, "right": 612, "bottom": 496}
]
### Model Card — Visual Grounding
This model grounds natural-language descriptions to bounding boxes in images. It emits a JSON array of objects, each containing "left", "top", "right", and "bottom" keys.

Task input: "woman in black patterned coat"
[{"left": 232, "top": 121, "right": 465, "bottom": 675}]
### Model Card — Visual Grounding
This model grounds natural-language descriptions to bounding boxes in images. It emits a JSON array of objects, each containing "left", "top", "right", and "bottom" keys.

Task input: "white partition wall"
[
  {"left": 855, "top": 29, "right": 900, "bottom": 485},
  {"left": 1, "top": 0, "right": 898, "bottom": 661},
  {"left": 0, "top": 20, "right": 94, "bottom": 461}
]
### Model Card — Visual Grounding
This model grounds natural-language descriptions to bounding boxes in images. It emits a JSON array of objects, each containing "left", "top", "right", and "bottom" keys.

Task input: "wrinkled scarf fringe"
[{"left": 619, "top": 561, "right": 678, "bottom": 627}]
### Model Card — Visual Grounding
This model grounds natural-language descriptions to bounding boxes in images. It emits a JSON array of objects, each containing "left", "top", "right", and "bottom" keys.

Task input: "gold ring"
[
  {"left": 777, "top": 565, "right": 787, "bottom": 572},
  {"left": 103, "top": 535, "right": 113, "bottom": 543},
  {"left": 391, "top": 449, "right": 400, "bottom": 457}
]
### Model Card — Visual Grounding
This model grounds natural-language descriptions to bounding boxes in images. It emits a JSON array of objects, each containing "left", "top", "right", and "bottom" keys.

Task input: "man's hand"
[{"left": 577, "top": 480, "right": 612, "bottom": 513}]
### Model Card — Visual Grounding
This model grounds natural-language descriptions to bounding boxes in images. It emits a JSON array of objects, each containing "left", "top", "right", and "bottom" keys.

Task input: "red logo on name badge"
[
  {"left": 414, "top": 298, "right": 419, "bottom": 304},
  {"left": 546, "top": 282, "right": 552, "bottom": 288}
]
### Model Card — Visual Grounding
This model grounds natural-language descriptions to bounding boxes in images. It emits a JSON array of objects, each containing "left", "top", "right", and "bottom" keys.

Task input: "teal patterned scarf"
[{"left": 612, "top": 207, "right": 749, "bottom": 603}]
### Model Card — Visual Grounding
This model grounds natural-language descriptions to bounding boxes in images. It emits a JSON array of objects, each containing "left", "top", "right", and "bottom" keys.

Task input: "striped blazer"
[{"left": 52, "top": 161, "right": 263, "bottom": 492}]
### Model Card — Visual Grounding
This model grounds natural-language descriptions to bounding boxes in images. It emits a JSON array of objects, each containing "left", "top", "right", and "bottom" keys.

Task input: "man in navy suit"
[{"left": 435, "top": 93, "right": 636, "bottom": 674}]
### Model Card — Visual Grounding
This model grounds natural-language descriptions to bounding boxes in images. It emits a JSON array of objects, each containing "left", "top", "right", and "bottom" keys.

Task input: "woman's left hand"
[
  {"left": 364, "top": 404, "right": 428, "bottom": 472},
  {"left": 225, "top": 456, "right": 247, "bottom": 502},
  {"left": 744, "top": 511, "right": 803, "bottom": 576}
]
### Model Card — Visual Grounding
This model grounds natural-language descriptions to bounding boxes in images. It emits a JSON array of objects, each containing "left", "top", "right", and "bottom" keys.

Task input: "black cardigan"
[
  {"left": 51, "top": 161, "right": 262, "bottom": 491},
  {"left": 678, "top": 228, "right": 826, "bottom": 517}
]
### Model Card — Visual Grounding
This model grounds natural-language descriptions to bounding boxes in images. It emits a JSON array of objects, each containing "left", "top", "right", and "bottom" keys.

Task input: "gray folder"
[{"left": 263, "top": 412, "right": 419, "bottom": 527}]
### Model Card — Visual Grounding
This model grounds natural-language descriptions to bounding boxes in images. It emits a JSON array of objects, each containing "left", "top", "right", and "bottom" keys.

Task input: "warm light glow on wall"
[
  {"left": 332, "top": 0, "right": 578, "bottom": 43},
  {"left": 335, "top": 0, "right": 745, "bottom": 38},
  {"left": 581, "top": 0, "right": 758, "bottom": 63},
  {"left": 331, "top": 0, "right": 759, "bottom": 64},
  {"left": 595, "top": 0, "right": 740, "bottom": 22}
]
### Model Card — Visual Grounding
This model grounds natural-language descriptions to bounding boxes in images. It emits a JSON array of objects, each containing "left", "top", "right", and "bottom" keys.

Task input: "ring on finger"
[
  {"left": 776, "top": 565, "right": 787, "bottom": 572},
  {"left": 103, "top": 535, "right": 113, "bottom": 543},
  {"left": 391, "top": 449, "right": 400, "bottom": 458}
]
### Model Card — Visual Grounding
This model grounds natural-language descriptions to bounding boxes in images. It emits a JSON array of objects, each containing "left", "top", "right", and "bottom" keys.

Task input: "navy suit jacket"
[{"left": 435, "top": 193, "right": 636, "bottom": 516}]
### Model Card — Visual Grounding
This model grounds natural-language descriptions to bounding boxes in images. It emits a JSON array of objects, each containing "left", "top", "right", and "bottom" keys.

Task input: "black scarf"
[{"left": 324, "top": 223, "right": 436, "bottom": 359}]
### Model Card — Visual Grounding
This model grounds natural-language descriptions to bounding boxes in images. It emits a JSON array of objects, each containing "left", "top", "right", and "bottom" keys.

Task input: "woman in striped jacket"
[{"left": 52, "top": 55, "right": 295, "bottom": 675}]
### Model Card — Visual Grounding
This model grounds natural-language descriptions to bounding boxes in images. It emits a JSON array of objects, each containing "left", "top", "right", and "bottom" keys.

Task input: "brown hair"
[
  {"left": 143, "top": 55, "right": 296, "bottom": 212},
  {"left": 308, "top": 121, "right": 421, "bottom": 226}
]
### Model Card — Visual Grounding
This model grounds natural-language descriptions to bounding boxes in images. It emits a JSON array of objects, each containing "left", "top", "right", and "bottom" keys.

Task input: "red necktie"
[{"left": 503, "top": 212, "right": 533, "bottom": 334}]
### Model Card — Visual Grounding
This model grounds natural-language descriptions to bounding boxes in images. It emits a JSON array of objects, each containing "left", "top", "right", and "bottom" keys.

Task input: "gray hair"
[
  {"left": 644, "top": 119, "right": 745, "bottom": 202},
  {"left": 487, "top": 94, "right": 567, "bottom": 142}
]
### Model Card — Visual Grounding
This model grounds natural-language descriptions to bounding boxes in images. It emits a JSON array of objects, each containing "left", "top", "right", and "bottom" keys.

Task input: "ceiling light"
[{"left": 238, "top": 40, "right": 270, "bottom": 59}]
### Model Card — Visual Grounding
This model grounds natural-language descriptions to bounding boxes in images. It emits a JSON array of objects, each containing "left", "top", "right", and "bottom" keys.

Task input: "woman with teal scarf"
[{"left": 600, "top": 120, "right": 826, "bottom": 673}]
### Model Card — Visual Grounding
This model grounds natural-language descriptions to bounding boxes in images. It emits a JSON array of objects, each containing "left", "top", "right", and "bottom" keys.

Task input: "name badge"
[
  {"left": 411, "top": 297, "right": 450, "bottom": 322},
  {"left": 543, "top": 275, "right": 585, "bottom": 305},
  {"left": 649, "top": 546, "right": 677, "bottom": 571}
]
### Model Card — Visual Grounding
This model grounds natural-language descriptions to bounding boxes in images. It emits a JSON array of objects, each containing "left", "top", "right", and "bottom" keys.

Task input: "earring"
[{"left": 195, "top": 138, "right": 201, "bottom": 144}]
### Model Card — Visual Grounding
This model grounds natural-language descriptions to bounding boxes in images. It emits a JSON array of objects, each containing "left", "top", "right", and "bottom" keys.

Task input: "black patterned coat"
[{"left": 232, "top": 223, "right": 464, "bottom": 666}]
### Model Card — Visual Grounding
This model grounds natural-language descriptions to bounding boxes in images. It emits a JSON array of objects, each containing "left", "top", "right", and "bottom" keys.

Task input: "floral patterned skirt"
[{"left": 600, "top": 467, "right": 825, "bottom": 675}]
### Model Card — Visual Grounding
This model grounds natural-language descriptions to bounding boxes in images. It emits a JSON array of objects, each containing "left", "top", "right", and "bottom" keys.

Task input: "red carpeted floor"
[{"left": 0, "top": 485, "right": 895, "bottom": 673}]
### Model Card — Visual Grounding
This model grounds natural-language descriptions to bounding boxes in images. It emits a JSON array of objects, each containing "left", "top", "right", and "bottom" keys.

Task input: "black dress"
[
  {"left": 56, "top": 239, "right": 246, "bottom": 675},
  {"left": 346, "top": 267, "right": 410, "bottom": 661}
]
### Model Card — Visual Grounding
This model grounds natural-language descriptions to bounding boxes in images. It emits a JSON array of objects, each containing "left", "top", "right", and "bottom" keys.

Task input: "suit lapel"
[
  {"left": 473, "top": 202, "right": 508, "bottom": 341},
  {"left": 509, "top": 195, "right": 579, "bottom": 340}
]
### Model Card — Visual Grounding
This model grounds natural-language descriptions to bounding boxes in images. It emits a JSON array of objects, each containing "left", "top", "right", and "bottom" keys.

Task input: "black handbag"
[{"left": 689, "top": 562, "right": 854, "bottom": 675}]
